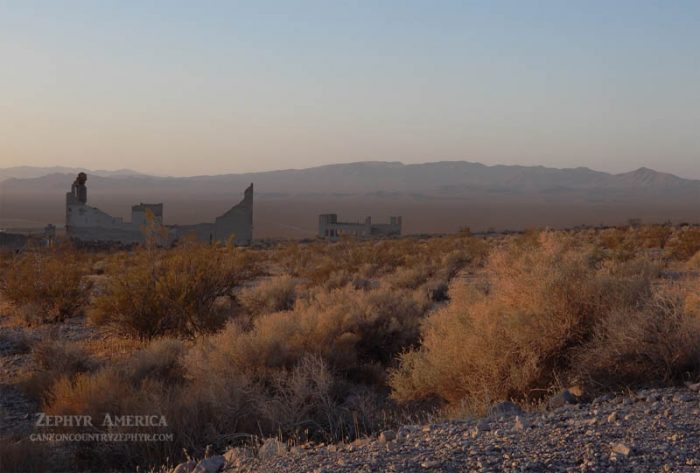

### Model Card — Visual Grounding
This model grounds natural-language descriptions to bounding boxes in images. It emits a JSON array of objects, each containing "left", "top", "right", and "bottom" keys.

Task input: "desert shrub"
[
  {"left": 237, "top": 275, "right": 297, "bottom": 316},
  {"left": 90, "top": 241, "right": 258, "bottom": 338},
  {"left": 574, "top": 286, "right": 700, "bottom": 387},
  {"left": 667, "top": 227, "right": 700, "bottom": 260},
  {"left": 22, "top": 340, "right": 97, "bottom": 404},
  {"left": 251, "top": 354, "right": 340, "bottom": 438},
  {"left": 42, "top": 338, "right": 187, "bottom": 470},
  {"left": 161, "top": 283, "right": 434, "bottom": 448},
  {"left": 47, "top": 338, "right": 186, "bottom": 415},
  {"left": 389, "top": 233, "right": 670, "bottom": 411},
  {"left": 0, "top": 245, "right": 91, "bottom": 322},
  {"left": 197, "top": 285, "right": 429, "bottom": 383}
]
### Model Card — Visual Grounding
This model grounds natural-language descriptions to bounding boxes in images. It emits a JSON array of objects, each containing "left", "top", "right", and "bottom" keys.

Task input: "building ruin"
[
  {"left": 66, "top": 173, "right": 253, "bottom": 245},
  {"left": 318, "top": 214, "right": 402, "bottom": 240}
]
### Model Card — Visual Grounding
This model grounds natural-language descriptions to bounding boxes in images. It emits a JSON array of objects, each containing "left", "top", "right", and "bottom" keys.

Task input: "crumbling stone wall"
[{"left": 318, "top": 214, "right": 401, "bottom": 240}]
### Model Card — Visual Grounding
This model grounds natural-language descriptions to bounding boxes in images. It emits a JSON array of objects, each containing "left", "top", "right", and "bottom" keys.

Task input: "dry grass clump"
[
  {"left": 237, "top": 275, "right": 297, "bottom": 316},
  {"left": 389, "top": 232, "right": 695, "bottom": 412},
  {"left": 0, "top": 245, "right": 91, "bottom": 322},
  {"left": 89, "top": 240, "right": 261, "bottom": 339}
]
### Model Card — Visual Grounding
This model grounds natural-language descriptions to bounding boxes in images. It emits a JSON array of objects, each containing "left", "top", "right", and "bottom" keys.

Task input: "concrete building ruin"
[
  {"left": 66, "top": 173, "right": 253, "bottom": 245},
  {"left": 318, "top": 214, "right": 402, "bottom": 240}
]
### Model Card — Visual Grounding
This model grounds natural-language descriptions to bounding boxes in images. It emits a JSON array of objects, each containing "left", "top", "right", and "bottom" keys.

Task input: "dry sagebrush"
[
  {"left": 0, "top": 245, "right": 91, "bottom": 322},
  {"left": 89, "top": 241, "right": 262, "bottom": 338},
  {"left": 390, "top": 232, "right": 699, "bottom": 412}
]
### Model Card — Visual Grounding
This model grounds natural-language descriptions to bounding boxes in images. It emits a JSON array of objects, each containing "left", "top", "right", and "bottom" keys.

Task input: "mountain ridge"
[
  {"left": 2, "top": 161, "right": 698, "bottom": 183},
  {"left": 2, "top": 161, "right": 697, "bottom": 197}
]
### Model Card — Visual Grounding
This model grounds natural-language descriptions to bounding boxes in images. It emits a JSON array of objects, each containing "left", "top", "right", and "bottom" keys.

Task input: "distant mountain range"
[
  {"left": 2, "top": 161, "right": 699, "bottom": 198},
  {"left": 1, "top": 162, "right": 698, "bottom": 236},
  {"left": 0, "top": 166, "right": 147, "bottom": 181}
]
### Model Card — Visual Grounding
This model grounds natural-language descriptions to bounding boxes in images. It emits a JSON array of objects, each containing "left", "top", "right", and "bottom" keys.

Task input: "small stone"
[
  {"left": 476, "top": 419, "right": 491, "bottom": 431},
  {"left": 378, "top": 430, "right": 397, "bottom": 443},
  {"left": 192, "top": 455, "right": 225, "bottom": 473},
  {"left": 421, "top": 460, "right": 441, "bottom": 469},
  {"left": 611, "top": 443, "right": 632, "bottom": 457}
]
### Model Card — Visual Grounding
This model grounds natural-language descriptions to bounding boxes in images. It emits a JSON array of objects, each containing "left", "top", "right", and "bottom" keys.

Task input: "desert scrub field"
[{"left": 0, "top": 225, "right": 699, "bottom": 471}]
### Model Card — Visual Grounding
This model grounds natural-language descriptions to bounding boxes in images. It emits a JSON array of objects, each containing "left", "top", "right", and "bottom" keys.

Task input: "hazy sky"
[{"left": 1, "top": 0, "right": 699, "bottom": 178}]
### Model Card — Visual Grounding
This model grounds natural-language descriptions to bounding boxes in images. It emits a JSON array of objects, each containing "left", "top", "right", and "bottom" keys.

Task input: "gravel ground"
[{"left": 221, "top": 386, "right": 700, "bottom": 473}]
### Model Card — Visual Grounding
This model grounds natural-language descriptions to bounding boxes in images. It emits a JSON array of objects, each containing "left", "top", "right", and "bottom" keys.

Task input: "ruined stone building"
[
  {"left": 318, "top": 214, "right": 402, "bottom": 240},
  {"left": 65, "top": 173, "right": 253, "bottom": 245}
]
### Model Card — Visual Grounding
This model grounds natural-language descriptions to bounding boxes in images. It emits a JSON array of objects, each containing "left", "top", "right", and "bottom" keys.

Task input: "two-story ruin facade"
[{"left": 65, "top": 173, "right": 253, "bottom": 245}]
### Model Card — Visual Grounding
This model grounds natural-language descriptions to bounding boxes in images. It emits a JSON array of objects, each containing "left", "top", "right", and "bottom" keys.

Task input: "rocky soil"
[{"left": 201, "top": 386, "right": 700, "bottom": 473}]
